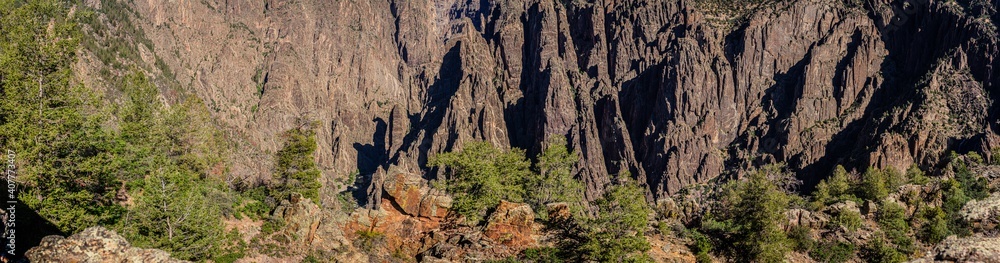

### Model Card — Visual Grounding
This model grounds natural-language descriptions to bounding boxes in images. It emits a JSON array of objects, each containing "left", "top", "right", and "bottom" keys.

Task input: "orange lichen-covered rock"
[
  {"left": 483, "top": 201, "right": 535, "bottom": 249},
  {"left": 382, "top": 172, "right": 424, "bottom": 215},
  {"left": 382, "top": 172, "right": 451, "bottom": 219}
]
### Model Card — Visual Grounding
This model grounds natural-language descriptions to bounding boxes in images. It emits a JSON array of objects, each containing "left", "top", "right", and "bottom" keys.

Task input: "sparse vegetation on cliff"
[
  {"left": 689, "top": 165, "right": 793, "bottom": 263},
  {"left": 431, "top": 139, "right": 655, "bottom": 262},
  {"left": 730, "top": 169, "right": 792, "bottom": 263},
  {"left": 1, "top": 2, "right": 236, "bottom": 260},
  {"left": 272, "top": 121, "right": 322, "bottom": 203},
  {"left": 429, "top": 137, "right": 585, "bottom": 224},
  {"left": 530, "top": 137, "right": 586, "bottom": 219},
  {"left": 5, "top": 0, "right": 1000, "bottom": 262},
  {"left": 668, "top": 152, "right": 998, "bottom": 263},
  {"left": 429, "top": 141, "right": 532, "bottom": 223},
  {"left": 580, "top": 178, "right": 654, "bottom": 262}
]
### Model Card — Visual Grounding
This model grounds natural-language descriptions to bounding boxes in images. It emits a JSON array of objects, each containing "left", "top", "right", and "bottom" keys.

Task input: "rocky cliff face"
[{"left": 88, "top": 0, "right": 999, "bottom": 200}]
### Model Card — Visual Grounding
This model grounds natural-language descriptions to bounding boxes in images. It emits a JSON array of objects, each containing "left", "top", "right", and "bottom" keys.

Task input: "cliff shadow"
[
  {"left": 0, "top": 178, "right": 63, "bottom": 261},
  {"left": 351, "top": 118, "right": 388, "bottom": 208},
  {"left": 795, "top": 0, "right": 997, "bottom": 188},
  {"left": 502, "top": 2, "right": 551, "bottom": 157},
  {"left": 390, "top": 43, "right": 463, "bottom": 181},
  {"left": 755, "top": 45, "right": 811, "bottom": 171}
]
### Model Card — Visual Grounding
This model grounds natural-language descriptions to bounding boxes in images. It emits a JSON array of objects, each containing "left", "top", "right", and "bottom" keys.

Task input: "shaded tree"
[
  {"left": 876, "top": 201, "right": 914, "bottom": 257},
  {"left": 950, "top": 152, "right": 989, "bottom": 200},
  {"left": 862, "top": 236, "right": 907, "bottom": 263},
  {"left": 919, "top": 206, "right": 949, "bottom": 244}
]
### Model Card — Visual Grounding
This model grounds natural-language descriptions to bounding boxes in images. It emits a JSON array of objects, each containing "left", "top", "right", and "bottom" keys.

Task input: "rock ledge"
[{"left": 25, "top": 227, "right": 187, "bottom": 263}]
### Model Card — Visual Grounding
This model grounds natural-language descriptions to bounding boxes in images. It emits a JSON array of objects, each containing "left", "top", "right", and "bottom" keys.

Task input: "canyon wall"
[{"left": 94, "top": 0, "right": 1000, "bottom": 201}]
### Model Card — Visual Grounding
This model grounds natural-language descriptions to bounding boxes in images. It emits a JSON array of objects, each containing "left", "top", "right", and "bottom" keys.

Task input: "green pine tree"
[
  {"left": 528, "top": 136, "right": 584, "bottom": 219},
  {"left": 858, "top": 167, "right": 889, "bottom": 201},
  {"left": 581, "top": 178, "right": 653, "bottom": 263},
  {"left": 273, "top": 122, "right": 322, "bottom": 203},
  {"left": 1, "top": 0, "right": 125, "bottom": 233},
  {"left": 429, "top": 141, "right": 530, "bottom": 223},
  {"left": 732, "top": 169, "right": 791, "bottom": 263},
  {"left": 120, "top": 169, "right": 225, "bottom": 260}
]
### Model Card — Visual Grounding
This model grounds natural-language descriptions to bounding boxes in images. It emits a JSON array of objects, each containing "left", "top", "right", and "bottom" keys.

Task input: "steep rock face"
[{"left": 108, "top": 0, "right": 1000, "bottom": 199}]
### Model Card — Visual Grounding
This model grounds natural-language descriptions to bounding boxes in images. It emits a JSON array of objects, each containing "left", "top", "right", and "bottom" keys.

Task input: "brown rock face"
[
  {"left": 414, "top": 201, "right": 541, "bottom": 262},
  {"left": 25, "top": 227, "right": 187, "bottom": 263},
  {"left": 340, "top": 172, "right": 454, "bottom": 261},
  {"left": 270, "top": 194, "right": 352, "bottom": 254},
  {"left": 108, "top": 0, "right": 1000, "bottom": 199},
  {"left": 785, "top": 208, "right": 829, "bottom": 230},
  {"left": 343, "top": 202, "right": 445, "bottom": 261},
  {"left": 343, "top": 193, "right": 530, "bottom": 262},
  {"left": 381, "top": 172, "right": 452, "bottom": 218},
  {"left": 483, "top": 201, "right": 536, "bottom": 249}
]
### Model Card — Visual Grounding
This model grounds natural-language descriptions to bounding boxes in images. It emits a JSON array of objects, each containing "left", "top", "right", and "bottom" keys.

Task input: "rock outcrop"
[
  {"left": 25, "top": 227, "right": 187, "bottom": 263},
  {"left": 381, "top": 171, "right": 452, "bottom": 219},
  {"left": 346, "top": 196, "right": 537, "bottom": 262},
  {"left": 344, "top": 174, "right": 453, "bottom": 261},
  {"left": 270, "top": 193, "right": 353, "bottom": 254},
  {"left": 912, "top": 235, "right": 1000, "bottom": 262},
  {"left": 961, "top": 193, "right": 1000, "bottom": 232},
  {"left": 483, "top": 201, "right": 537, "bottom": 249},
  {"left": 785, "top": 208, "right": 829, "bottom": 230}
]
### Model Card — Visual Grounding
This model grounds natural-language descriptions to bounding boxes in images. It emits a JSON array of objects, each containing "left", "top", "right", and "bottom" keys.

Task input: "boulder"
[
  {"left": 785, "top": 208, "right": 829, "bottom": 229},
  {"left": 382, "top": 172, "right": 451, "bottom": 218},
  {"left": 419, "top": 242, "right": 462, "bottom": 262},
  {"left": 271, "top": 193, "right": 351, "bottom": 253},
  {"left": 862, "top": 200, "right": 878, "bottom": 217},
  {"left": 655, "top": 197, "right": 681, "bottom": 220},
  {"left": 828, "top": 200, "right": 861, "bottom": 216},
  {"left": 25, "top": 227, "right": 187, "bottom": 263},
  {"left": 912, "top": 235, "right": 1000, "bottom": 262},
  {"left": 960, "top": 193, "right": 1000, "bottom": 232},
  {"left": 483, "top": 201, "right": 536, "bottom": 249}
]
